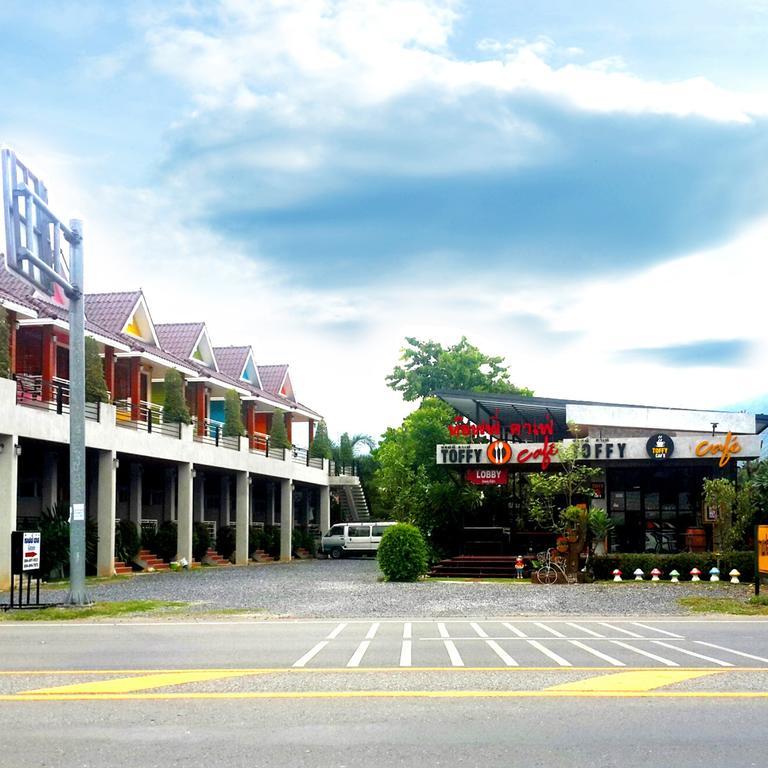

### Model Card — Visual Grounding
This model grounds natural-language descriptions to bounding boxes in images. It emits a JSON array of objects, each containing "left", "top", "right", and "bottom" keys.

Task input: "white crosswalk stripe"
[
  {"left": 632, "top": 622, "right": 683, "bottom": 638},
  {"left": 566, "top": 622, "right": 605, "bottom": 638},
  {"left": 502, "top": 622, "right": 528, "bottom": 638},
  {"left": 527, "top": 639, "right": 571, "bottom": 666},
  {"left": 609, "top": 640, "right": 679, "bottom": 667},
  {"left": 444, "top": 640, "right": 464, "bottom": 667},
  {"left": 568, "top": 640, "right": 624, "bottom": 666},
  {"left": 534, "top": 622, "right": 567, "bottom": 638},
  {"left": 347, "top": 640, "right": 371, "bottom": 667},
  {"left": 598, "top": 622, "right": 644, "bottom": 637},
  {"left": 485, "top": 640, "right": 517, "bottom": 666},
  {"left": 694, "top": 641, "right": 768, "bottom": 664},
  {"left": 471, "top": 622, "right": 489, "bottom": 638},
  {"left": 651, "top": 641, "right": 733, "bottom": 667}
]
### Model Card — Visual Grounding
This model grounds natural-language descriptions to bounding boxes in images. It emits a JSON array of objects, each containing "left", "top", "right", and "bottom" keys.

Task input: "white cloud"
[{"left": 142, "top": 0, "right": 768, "bottom": 127}]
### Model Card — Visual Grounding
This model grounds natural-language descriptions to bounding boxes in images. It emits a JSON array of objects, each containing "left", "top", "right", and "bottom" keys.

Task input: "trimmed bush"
[
  {"left": 216, "top": 525, "right": 236, "bottom": 560},
  {"left": 163, "top": 369, "right": 191, "bottom": 424},
  {"left": 248, "top": 526, "right": 264, "bottom": 557},
  {"left": 591, "top": 551, "right": 755, "bottom": 582},
  {"left": 115, "top": 519, "right": 140, "bottom": 563},
  {"left": 292, "top": 528, "right": 317, "bottom": 557},
  {"left": 377, "top": 523, "right": 428, "bottom": 582},
  {"left": 269, "top": 410, "right": 291, "bottom": 450},
  {"left": 85, "top": 336, "right": 109, "bottom": 402},
  {"left": 193, "top": 522, "right": 211, "bottom": 562},
  {"left": 0, "top": 307, "right": 10, "bottom": 379},
  {"left": 152, "top": 521, "right": 178, "bottom": 563},
  {"left": 223, "top": 390, "right": 245, "bottom": 437}
]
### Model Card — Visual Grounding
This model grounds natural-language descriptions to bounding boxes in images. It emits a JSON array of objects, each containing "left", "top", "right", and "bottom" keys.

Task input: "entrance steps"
[
  {"left": 113, "top": 559, "right": 133, "bottom": 575},
  {"left": 429, "top": 555, "right": 529, "bottom": 579},
  {"left": 204, "top": 548, "right": 231, "bottom": 566},
  {"left": 136, "top": 548, "right": 170, "bottom": 572},
  {"left": 294, "top": 547, "right": 312, "bottom": 559},
  {"left": 251, "top": 549, "right": 275, "bottom": 563}
]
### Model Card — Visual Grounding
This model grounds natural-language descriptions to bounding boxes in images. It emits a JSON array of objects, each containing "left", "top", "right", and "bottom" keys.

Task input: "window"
[
  {"left": 329, "top": 525, "right": 344, "bottom": 536},
  {"left": 372, "top": 525, "right": 389, "bottom": 537},
  {"left": 349, "top": 525, "right": 371, "bottom": 538}
]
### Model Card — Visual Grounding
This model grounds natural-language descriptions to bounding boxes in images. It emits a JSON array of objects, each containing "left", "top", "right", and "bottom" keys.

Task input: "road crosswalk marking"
[{"left": 288, "top": 620, "right": 768, "bottom": 669}]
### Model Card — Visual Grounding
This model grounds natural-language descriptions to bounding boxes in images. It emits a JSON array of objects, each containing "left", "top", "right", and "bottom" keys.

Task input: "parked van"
[{"left": 321, "top": 521, "right": 397, "bottom": 559}]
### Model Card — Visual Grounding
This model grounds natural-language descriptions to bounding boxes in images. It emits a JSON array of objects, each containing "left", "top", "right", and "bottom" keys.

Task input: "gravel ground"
[{"left": 35, "top": 559, "right": 754, "bottom": 618}]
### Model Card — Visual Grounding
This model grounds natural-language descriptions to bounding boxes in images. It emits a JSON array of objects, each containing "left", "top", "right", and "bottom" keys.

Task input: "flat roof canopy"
[{"left": 436, "top": 390, "right": 768, "bottom": 439}]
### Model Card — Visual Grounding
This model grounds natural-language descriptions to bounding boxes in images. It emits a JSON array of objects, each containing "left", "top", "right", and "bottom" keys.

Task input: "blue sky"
[{"left": 2, "top": 1, "right": 768, "bottom": 439}]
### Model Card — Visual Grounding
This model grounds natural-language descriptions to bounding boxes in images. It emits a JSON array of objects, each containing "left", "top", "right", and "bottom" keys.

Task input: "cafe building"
[{"left": 435, "top": 391, "right": 766, "bottom": 554}]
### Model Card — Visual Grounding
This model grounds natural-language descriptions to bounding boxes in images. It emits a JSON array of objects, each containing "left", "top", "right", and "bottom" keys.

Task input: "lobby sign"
[
  {"left": 437, "top": 434, "right": 762, "bottom": 467},
  {"left": 466, "top": 468, "right": 509, "bottom": 486}
]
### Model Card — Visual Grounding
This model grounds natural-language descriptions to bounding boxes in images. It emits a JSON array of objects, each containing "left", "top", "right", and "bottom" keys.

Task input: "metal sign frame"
[{"left": 1, "top": 147, "right": 89, "bottom": 606}]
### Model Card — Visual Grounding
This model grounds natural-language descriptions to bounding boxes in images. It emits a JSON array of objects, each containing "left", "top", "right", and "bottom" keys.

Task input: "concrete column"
[
  {"left": 163, "top": 468, "right": 176, "bottom": 522},
  {"left": 235, "top": 472, "right": 249, "bottom": 566},
  {"left": 176, "top": 464, "right": 193, "bottom": 562},
  {"left": 319, "top": 486, "right": 331, "bottom": 534},
  {"left": 279, "top": 479, "right": 293, "bottom": 561},
  {"left": 96, "top": 450, "right": 117, "bottom": 577},
  {"left": 267, "top": 482, "right": 276, "bottom": 526},
  {"left": 193, "top": 473, "right": 205, "bottom": 522},
  {"left": 129, "top": 463, "right": 142, "bottom": 525},
  {"left": 221, "top": 476, "right": 231, "bottom": 526},
  {"left": 0, "top": 435, "right": 19, "bottom": 590},
  {"left": 41, "top": 451, "right": 58, "bottom": 511}
]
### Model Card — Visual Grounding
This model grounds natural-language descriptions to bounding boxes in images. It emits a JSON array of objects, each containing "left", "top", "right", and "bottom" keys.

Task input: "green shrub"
[
  {"left": 591, "top": 551, "right": 755, "bottom": 581},
  {"left": 85, "top": 336, "right": 109, "bottom": 402},
  {"left": 28, "top": 505, "right": 98, "bottom": 579},
  {"left": 292, "top": 528, "right": 317, "bottom": 556},
  {"left": 216, "top": 525, "right": 236, "bottom": 559},
  {"left": 0, "top": 307, "right": 10, "bottom": 379},
  {"left": 263, "top": 526, "right": 281, "bottom": 558},
  {"left": 223, "top": 390, "right": 245, "bottom": 437},
  {"left": 115, "top": 519, "right": 140, "bottom": 563},
  {"left": 152, "top": 521, "right": 178, "bottom": 563},
  {"left": 269, "top": 410, "right": 291, "bottom": 450},
  {"left": 249, "top": 526, "right": 264, "bottom": 556},
  {"left": 162, "top": 369, "right": 191, "bottom": 424},
  {"left": 377, "top": 523, "right": 428, "bottom": 582},
  {"left": 193, "top": 522, "right": 211, "bottom": 562}
]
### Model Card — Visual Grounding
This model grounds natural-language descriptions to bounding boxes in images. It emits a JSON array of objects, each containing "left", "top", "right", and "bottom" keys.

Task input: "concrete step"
[
  {"left": 113, "top": 560, "right": 133, "bottom": 575},
  {"left": 251, "top": 549, "right": 275, "bottom": 563},
  {"left": 204, "top": 548, "right": 231, "bottom": 566}
]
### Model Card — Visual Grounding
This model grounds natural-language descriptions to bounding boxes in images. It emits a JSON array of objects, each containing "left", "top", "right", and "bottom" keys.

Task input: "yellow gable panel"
[{"left": 125, "top": 315, "right": 142, "bottom": 337}]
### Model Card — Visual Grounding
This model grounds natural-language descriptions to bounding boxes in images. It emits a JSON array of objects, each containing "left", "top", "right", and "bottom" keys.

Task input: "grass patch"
[
  {"left": 0, "top": 600, "right": 187, "bottom": 621},
  {"left": 679, "top": 595, "right": 768, "bottom": 615}
]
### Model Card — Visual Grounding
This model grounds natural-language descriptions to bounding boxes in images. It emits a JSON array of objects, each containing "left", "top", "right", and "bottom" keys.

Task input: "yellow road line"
[
  {"left": 1, "top": 666, "right": 765, "bottom": 675},
  {"left": 4, "top": 690, "right": 768, "bottom": 702},
  {"left": 547, "top": 669, "right": 720, "bottom": 692},
  {"left": 24, "top": 670, "right": 260, "bottom": 695}
]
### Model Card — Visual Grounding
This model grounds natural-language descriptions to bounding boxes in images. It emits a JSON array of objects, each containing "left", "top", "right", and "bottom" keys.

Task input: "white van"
[{"left": 321, "top": 521, "right": 397, "bottom": 559}]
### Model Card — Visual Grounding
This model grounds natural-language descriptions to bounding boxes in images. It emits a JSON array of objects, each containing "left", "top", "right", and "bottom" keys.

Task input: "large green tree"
[
  {"left": 373, "top": 397, "right": 479, "bottom": 555},
  {"left": 386, "top": 336, "right": 533, "bottom": 401}
]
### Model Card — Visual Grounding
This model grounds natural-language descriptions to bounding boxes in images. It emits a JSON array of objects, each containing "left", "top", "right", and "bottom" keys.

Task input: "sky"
[{"left": 2, "top": 0, "right": 768, "bottom": 442}]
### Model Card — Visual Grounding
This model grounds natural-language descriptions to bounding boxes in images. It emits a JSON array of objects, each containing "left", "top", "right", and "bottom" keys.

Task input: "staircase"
[
  {"left": 135, "top": 548, "right": 170, "bottom": 572},
  {"left": 429, "top": 556, "right": 530, "bottom": 579},
  {"left": 251, "top": 549, "right": 275, "bottom": 563},
  {"left": 203, "top": 548, "right": 231, "bottom": 566},
  {"left": 340, "top": 480, "right": 370, "bottom": 521},
  {"left": 113, "top": 559, "right": 133, "bottom": 575}
]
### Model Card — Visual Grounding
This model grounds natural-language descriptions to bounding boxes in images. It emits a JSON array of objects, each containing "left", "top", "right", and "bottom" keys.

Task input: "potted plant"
[{"left": 588, "top": 508, "right": 614, "bottom": 556}]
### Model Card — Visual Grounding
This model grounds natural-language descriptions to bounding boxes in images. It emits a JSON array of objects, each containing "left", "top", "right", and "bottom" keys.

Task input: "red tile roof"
[
  {"left": 84, "top": 291, "right": 142, "bottom": 334},
  {"left": 257, "top": 364, "right": 289, "bottom": 394},
  {"left": 155, "top": 322, "right": 205, "bottom": 359},
  {"left": 213, "top": 346, "right": 250, "bottom": 380}
]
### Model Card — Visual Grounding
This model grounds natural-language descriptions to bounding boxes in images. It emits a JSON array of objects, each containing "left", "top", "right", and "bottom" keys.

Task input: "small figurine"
[{"left": 515, "top": 555, "right": 525, "bottom": 579}]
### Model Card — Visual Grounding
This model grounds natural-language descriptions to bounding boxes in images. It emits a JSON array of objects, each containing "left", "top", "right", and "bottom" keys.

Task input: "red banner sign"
[{"left": 466, "top": 468, "right": 509, "bottom": 486}]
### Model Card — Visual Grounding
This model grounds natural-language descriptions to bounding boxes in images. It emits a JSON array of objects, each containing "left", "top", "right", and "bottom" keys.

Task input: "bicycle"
[{"left": 535, "top": 549, "right": 576, "bottom": 584}]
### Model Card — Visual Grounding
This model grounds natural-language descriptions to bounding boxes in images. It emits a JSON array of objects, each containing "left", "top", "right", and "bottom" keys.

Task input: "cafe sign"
[
  {"left": 437, "top": 433, "right": 762, "bottom": 467},
  {"left": 466, "top": 468, "right": 509, "bottom": 486}
]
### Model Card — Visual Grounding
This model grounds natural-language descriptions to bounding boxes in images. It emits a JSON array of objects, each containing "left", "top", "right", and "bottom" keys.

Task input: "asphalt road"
[{"left": 2, "top": 617, "right": 767, "bottom": 767}]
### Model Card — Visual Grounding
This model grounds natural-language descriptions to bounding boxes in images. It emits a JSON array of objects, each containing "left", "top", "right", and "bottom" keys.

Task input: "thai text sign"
[
  {"left": 758, "top": 526, "right": 768, "bottom": 577},
  {"left": 466, "top": 468, "right": 509, "bottom": 485}
]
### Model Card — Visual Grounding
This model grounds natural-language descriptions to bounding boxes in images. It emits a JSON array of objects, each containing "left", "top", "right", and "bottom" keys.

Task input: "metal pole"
[{"left": 66, "top": 219, "right": 90, "bottom": 606}]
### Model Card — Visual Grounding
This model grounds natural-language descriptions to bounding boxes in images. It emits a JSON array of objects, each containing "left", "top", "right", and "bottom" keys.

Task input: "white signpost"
[{"left": 22, "top": 531, "right": 40, "bottom": 572}]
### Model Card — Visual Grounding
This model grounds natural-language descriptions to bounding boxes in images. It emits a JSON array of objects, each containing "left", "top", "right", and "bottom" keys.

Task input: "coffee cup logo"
[{"left": 646, "top": 433, "right": 674, "bottom": 460}]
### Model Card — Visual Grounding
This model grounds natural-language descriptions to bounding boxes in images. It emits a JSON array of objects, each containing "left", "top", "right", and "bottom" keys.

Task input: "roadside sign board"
[
  {"left": 11, "top": 530, "right": 41, "bottom": 574},
  {"left": 756, "top": 525, "right": 768, "bottom": 596}
]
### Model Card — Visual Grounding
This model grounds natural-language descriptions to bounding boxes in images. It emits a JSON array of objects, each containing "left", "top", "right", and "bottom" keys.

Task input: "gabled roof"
[
  {"left": 258, "top": 364, "right": 289, "bottom": 394},
  {"left": 155, "top": 322, "right": 218, "bottom": 370},
  {"left": 214, "top": 346, "right": 250, "bottom": 380},
  {"left": 84, "top": 291, "right": 143, "bottom": 334}
]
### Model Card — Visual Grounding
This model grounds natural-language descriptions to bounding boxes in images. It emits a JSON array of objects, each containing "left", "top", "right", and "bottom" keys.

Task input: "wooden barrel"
[{"left": 685, "top": 527, "right": 707, "bottom": 552}]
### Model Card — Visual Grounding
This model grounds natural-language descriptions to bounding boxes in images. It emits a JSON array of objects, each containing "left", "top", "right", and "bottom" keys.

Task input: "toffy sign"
[{"left": 437, "top": 433, "right": 762, "bottom": 468}]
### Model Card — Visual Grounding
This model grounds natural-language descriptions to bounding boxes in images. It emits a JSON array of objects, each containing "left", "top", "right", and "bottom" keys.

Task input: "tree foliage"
[
  {"left": 269, "top": 409, "right": 291, "bottom": 449},
  {"left": 223, "top": 389, "right": 245, "bottom": 437},
  {"left": 373, "top": 398, "right": 479, "bottom": 555},
  {"left": 310, "top": 420, "right": 333, "bottom": 459},
  {"left": 338, "top": 432, "right": 353, "bottom": 466},
  {"left": 0, "top": 307, "right": 9, "bottom": 379},
  {"left": 386, "top": 336, "right": 533, "bottom": 401},
  {"left": 84, "top": 336, "right": 110, "bottom": 403},
  {"left": 162, "top": 369, "right": 191, "bottom": 424}
]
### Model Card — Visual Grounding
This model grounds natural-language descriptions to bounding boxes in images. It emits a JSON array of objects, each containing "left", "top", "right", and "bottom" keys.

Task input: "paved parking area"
[{"left": 38, "top": 558, "right": 754, "bottom": 617}]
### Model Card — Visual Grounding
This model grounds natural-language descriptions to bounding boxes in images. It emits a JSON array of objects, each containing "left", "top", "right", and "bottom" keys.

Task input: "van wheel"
[{"left": 330, "top": 547, "right": 343, "bottom": 560}]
